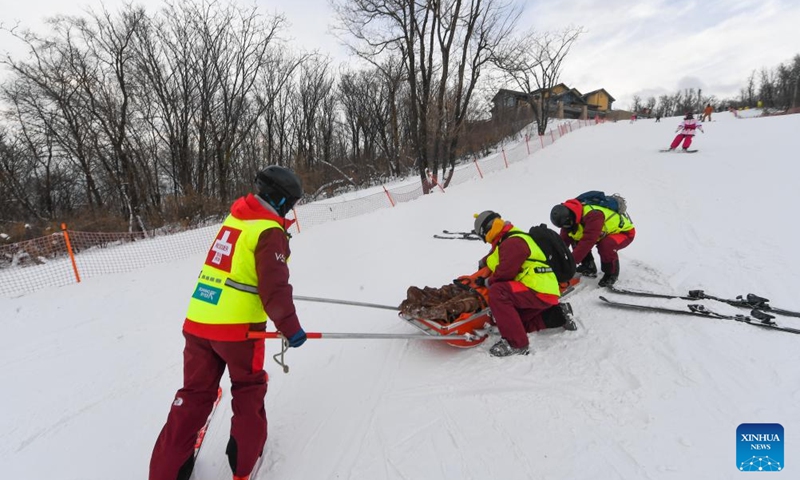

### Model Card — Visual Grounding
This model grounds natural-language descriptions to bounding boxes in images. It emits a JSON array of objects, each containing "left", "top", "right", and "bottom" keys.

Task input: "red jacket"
[
  {"left": 560, "top": 209, "right": 605, "bottom": 265},
  {"left": 183, "top": 194, "right": 302, "bottom": 341}
]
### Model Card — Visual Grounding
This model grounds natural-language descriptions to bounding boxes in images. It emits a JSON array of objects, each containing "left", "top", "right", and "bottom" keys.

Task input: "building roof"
[
  {"left": 491, "top": 88, "right": 529, "bottom": 102},
  {"left": 581, "top": 88, "right": 616, "bottom": 102},
  {"left": 491, "top": 85, "right": 616, "bottom": 110}
]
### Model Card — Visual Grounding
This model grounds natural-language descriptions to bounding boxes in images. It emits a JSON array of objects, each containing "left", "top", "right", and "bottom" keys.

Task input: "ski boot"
[
  {"left": 542, "top": 302, "right": 577, "bottom": 330},
  {"left": 559, "top": 303, "right": 577, "bottom": 331},
  {"left": 599, "top": 261, "right": 619, "bottom": 287},
  {"left": 489, "top": 339, "right": 529, "bottom": 357},
  {"left": 576, "top": 255, "right": 597, "bottom": 278}
]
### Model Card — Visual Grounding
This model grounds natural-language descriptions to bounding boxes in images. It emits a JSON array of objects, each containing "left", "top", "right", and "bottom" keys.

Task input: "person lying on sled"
[
  {"left": 472, "top": 211, "right": 576, "bottom": 358},
  {"left": 398, "top": 269, "right": 489, "bottom": 323}
]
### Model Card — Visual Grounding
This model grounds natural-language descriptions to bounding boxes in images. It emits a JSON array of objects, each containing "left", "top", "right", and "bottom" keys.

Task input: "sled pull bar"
[
  {"left": 248, "top": 331, "right": 481, "bottom": 341},
  {"left": 294, "top": 295, "right": 398, "bottom": 311}
]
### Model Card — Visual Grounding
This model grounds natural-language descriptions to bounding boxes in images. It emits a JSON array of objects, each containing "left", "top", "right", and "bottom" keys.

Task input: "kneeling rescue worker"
[{"left": 472, "top": 211, "right": 577, "bottom": 357}]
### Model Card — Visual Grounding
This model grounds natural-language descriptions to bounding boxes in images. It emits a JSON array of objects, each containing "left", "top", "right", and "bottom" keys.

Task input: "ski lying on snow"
[
  {"left": 607, "top": 286, "right": 800, "bottom": 318},
  {"left": 598, "top": 296, "right": 800, "bottom": 335},
  {"left": 433, "top": 230, "right": 482, "bottom": 241},
  {"left": 658, "top": 149, "right": 698, "bottom": 153}
]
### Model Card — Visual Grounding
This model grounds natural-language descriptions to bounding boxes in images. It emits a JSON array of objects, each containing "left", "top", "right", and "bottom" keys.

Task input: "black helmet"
[
  {"left": 685, "top": 111, "right": 694, "bottom": 119},
  {"left": 255, "top": 166, "right": 303, "bottom": 217},
  {"left": 550, "top": 204, "right": 575, "bottom": 229}
]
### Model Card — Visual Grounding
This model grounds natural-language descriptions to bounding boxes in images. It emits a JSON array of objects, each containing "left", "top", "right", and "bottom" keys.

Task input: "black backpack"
[{"left": 526, "top": 224, "right": 576, "bottom": 283}]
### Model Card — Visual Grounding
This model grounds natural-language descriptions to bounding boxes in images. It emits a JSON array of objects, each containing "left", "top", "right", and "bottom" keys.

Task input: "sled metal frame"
[{"left": 399, "top": 308, "right": 492, "bottom": 347}]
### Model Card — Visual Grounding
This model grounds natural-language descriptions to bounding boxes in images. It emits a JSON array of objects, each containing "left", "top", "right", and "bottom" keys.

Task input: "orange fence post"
[
  {"left": 473, "top": 158, "right": 484, "bottom": 179},
  {"left": 501, "top": 147, "right": 508, "bottom": 168},
  {"left": 539, "top": 135, "right": 545, "bottom": 148},
  {"left": 434, "top": 177, "right": 446, "bottom": 193},
  {"left": 292, "top": 208, "right": 301, "bottom": 232},
  {"left": 382, "top": 185, "right": 396, "bottom": 207},
  {"left": 61, "top": 223, "right": 81, "bottom": 284},
  {"left": 426, "top": 170, "right": 446, "bottom": 193},
  {"left": 525, "top": 135, "right": 530, "bottom": 155}
]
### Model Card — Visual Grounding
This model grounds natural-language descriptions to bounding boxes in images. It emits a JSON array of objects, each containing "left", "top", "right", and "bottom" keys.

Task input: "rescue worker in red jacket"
[
  {"left": 550, "top": 198, "right": 636, "bottom": 287},
  {"left": 473, "top": 211, "right": 576, "bottom": 357},
  {"left": 150, "top": 166, "right": 306, "bottom": 480}
]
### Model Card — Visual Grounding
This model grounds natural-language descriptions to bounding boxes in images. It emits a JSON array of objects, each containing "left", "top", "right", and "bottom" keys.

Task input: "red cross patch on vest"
[{"left": 205, "top": 226, "right": 241, "bottom": 273}]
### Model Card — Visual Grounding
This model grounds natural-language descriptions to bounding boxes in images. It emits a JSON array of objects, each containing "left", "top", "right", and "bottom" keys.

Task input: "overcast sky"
[{"left": 1, "top": 0, "right": 798, "bottom": 110}]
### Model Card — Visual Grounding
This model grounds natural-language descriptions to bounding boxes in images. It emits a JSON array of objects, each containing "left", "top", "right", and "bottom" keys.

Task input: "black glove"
[
  {"left": 474, "top": 277, "right": 489, "bottom": 287},
  {"left": 287, "top": 328, "right": 307, "bottom": 348}
]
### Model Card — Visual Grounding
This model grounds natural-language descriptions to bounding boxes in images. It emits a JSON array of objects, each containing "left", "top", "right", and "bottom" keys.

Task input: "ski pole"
[
  {"left": 294, "top": 295, "right": 398, "bottom": 311},
  {"left": 248, "top": 331, "right": 481, "bottom": 341}
]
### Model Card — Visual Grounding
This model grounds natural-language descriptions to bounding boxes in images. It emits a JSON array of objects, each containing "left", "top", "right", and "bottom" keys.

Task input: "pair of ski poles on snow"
[{"left": 247, "top": 295, "right": 484, "bottom": 372}]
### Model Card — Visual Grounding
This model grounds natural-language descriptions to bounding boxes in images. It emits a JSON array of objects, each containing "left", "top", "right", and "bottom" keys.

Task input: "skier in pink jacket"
[{"left": 668, "top": 112, "right": 704, "bottom": 151}]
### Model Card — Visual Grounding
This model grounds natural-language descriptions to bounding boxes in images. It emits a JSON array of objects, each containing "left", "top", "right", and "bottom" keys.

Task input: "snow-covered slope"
[{"left": 2, "top": 110, "right": 799, "bottom": 480}]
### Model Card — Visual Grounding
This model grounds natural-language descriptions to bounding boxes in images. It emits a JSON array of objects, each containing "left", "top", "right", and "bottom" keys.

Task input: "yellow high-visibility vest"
[
  {"left": 186, "top": 216, "right": 284, "bottom": 325},
  {"left": 486, "top": 228, "right": 560, "bottom": 296},
  {"left": 568, "top": 205, "right": 634, "bottom": 241}
]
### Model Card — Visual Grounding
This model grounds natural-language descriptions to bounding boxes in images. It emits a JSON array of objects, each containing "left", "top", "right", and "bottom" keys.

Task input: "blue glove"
[{"left": 287, "top": 329, "right": 307, "bottom": 348}]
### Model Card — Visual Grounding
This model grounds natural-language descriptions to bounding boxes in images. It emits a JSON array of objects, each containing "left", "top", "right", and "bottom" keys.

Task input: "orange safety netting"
[{"left": 0, "top": 119, "right": 601, "bottom": 298}]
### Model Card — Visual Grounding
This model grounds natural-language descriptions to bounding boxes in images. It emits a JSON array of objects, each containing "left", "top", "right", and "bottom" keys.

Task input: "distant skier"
[
  {"left": 668, "top": 112, "right": 704, "bottom": 151},
  {"left": 702, "top": 103, "right": 713, "bottom": 122}
]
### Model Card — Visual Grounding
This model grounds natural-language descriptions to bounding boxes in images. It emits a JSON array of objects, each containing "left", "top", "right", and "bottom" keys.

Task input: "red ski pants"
[
  {"left": 150, "top": 332, "right": 267, "bottom": 480},
  {"left": 487, "top": 281, "right": 558, "bottom": 349},
  {"left": 596, "top": 228, "right": 636, "bottom": 269},
  {"left": 670, "top": 134, "right": 694, "bottom": 150}
]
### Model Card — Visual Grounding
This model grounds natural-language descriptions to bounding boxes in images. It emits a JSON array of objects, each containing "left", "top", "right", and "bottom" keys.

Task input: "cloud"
[
  {"left": 676, "top": 76, "right": 707, "bottom": 91},
  {"left": 516, "top": 0, "right": 800, "bottom": 108}
]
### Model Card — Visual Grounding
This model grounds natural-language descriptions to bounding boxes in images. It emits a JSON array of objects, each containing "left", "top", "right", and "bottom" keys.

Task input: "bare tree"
[
  {"left": 185, "top": 0, "right": 287, "bottom": 202},
  {"left": 631, "top": 95, "right": 642, "bottom": 113},
  {"left": 293, "top": 57, "right": 335, "bottom": 171},
  {"left": 645, "top": 96, "right": 656, "bottom": 115},
  {"left": 491, "top": 26, "right": 584, "bottom": 135},
  {"left": 2, "top": 19, "right": 106, "bottom": 213},
  {"left": 253, "top": 48, "right": 306, "bottom": 169},
  {"left": 341, "top": 56, "right": 407, "bottom": 178},
  {"left": 0, "top": 128, "right": 49, "bottom": 221},
  {"left": 76, "top": 6, "right": 149, "bottom": 232},
  {"left": 333, "top": 0, "right": 520, "bottom": 193},
  {"left": 758, "top": 67, "right": 775, "bottom": 108},
  {"left": 742, "top": 70, "right": 756, "bottom": 106},
  {"left": 130, "top": 3, "right": 200, "bottom": 198}
]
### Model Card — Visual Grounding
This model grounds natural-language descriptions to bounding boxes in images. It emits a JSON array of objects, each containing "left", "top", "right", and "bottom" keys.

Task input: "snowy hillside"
[{"left": 2, "top": 110, "right": 799, "bottom": 480}]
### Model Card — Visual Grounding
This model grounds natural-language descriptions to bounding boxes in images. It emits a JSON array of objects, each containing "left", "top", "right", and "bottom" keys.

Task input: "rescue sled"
[
  {"left": 398, "top": 274, "right": 581, "bottom": 348},
  {"left": 288, "top": 273, "right": 580, "bottom": 350},
  {"left": 397, "top": 269, "right": 494, "bottom": 348}
]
